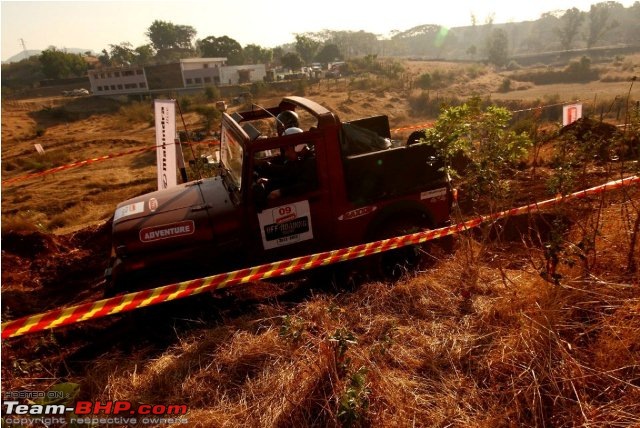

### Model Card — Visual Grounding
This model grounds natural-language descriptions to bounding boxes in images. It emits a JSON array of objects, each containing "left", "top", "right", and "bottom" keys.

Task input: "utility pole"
[{"left": 19, "top": 38, "right": 28, "bottom": 59}]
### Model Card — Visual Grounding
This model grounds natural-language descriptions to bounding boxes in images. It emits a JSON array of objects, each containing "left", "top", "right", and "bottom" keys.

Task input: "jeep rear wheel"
[{"left": 373, "top": 214, "right": 432, "bottom": 281}]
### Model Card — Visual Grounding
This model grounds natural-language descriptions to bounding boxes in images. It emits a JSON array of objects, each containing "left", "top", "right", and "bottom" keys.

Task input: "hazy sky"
[{"left": 1, "top": 0, "right": 636, "bottom": 61}]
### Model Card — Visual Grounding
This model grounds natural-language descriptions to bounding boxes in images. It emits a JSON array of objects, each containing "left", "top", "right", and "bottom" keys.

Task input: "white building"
[
  {"left": 219, "top": 64, "right": 267, "bottom": 86},
  {"left": 180, "top": 57, "right": 227, "bottom": 87},
  {"left": 87, "top": 58, "right": 267, "bottom": 95},
  {"left": 88, "top": 66, "right": 147, "bottom": 95}
]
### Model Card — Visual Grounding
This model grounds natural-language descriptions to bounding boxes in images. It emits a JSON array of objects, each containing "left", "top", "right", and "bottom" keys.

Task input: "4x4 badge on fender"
[{"left": 338, "top": 205, "right": 377, "bottom": 221}]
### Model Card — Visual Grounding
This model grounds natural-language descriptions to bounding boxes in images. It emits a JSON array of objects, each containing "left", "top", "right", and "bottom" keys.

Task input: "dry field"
[{"left": 1, "top": 59, "right": 639, "bottom": 427}]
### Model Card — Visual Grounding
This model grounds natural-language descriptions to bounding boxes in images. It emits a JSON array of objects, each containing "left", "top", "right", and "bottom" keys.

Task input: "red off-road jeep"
[{"left": 105, "top": 96, "right": 453, "bottom": 295}]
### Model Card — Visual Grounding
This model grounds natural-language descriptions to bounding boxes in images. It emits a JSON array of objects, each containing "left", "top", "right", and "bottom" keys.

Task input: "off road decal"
[
  {"left": 338, "top": 205, "right": 377, "bottom": 221},
  {"left": 258, "top": 201, "right": 314, "bottom": 250},
  {"left": 420, "top": 187, "right": 447, "bottom": 201},
  {"left": 139, "top": 220, "right": 195, "bottom": 243},
  {"left": 114, "top": 202, "right": 144, "bottom": 222}
]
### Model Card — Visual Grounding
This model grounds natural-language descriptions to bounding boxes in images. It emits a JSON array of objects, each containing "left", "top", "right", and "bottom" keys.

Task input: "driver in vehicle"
[
  {"left": 276, "top": 110, "right": 303, "bottom": 136},
  {"left": 255, "top": 142, "right": 317, "bottom": 200}
]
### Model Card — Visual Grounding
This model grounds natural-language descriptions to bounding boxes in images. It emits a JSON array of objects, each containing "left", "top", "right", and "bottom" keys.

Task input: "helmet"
[
  {"left": 283, "top": 127, "right": 303, "bottom": 135},
  {"left": 276, "top": 110, "right": 299, "bottom": 135}
]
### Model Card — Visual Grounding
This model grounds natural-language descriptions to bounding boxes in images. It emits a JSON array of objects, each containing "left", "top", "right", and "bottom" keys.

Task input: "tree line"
[{"left": 2, "top": 1, "right": 638, "bottom": 83}]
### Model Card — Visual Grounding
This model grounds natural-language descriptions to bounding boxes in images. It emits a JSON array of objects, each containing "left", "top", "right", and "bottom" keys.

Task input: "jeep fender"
[{"left": 364, "top": 200, "right": 435, "bottom": 242}]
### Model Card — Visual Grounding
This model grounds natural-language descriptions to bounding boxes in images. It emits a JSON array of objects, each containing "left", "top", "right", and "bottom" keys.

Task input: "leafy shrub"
[
  {"left": 204, "top": 85, "right": 220, "bottom": 101},
  {"left": 337, "top": 366, "right": 371, "bottom": 427},
  {"left": 417, "top": 73, "right": 432, "bottom": 89},
  {"left": 250, "top": 81, "right": 269, "bottom": 97},
  {"left": 15, "top": 150, "right": 72, "bottom": 172},
  {"left": 193, "top": 105, "right": 221, "bottom": 132},
  {"left": 178, "top": 96, "right": 192, "bottom": 112},
  {"left": 499, "top": 78, "right": 512, "bottom": 92},
  {"left": 421, "top": 97, "right": 532, "bottom": 211}
]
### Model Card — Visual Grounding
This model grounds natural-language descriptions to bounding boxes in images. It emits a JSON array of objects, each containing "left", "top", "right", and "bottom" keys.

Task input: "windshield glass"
[{"left": 220, "top": 125, "right": 244, "bottom": 189}]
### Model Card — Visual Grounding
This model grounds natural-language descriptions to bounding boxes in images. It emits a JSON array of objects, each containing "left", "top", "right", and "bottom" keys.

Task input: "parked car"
[{"left": 62, "top": 88, "right": 90, "bottom": 97}]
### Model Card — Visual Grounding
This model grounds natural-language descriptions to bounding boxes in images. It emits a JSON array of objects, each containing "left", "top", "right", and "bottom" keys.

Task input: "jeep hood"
[
  {"left": 111, "top": 176, "right": 240, "bottom": 256},
  {"left": 113, "top": 181, "right": 205, "bottom": 224}
]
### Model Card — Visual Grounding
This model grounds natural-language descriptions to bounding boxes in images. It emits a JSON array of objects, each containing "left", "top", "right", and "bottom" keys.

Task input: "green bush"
[
  {"left": 421, "top": 97, "right": 532, "bottom": 211},
  {"left": 204, "top": 85, "right": 220, "bottom": 101},
  {"left": 417, "top": 73, "right": 432, "bottom": 89},
  {"left": 193, "top": 105, "right": 221, "bottom": 132},
  {"left": 250, "top": 81, "right": 269, "bottom": 97},
  {"left": 499, "top": 78, "right": 512, "bottom": 92}
]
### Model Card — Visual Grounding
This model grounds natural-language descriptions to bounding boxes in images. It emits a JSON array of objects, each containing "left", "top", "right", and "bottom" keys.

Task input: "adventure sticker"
[{"left": 139, "top": 220, "right": 195, "bottom": 243}]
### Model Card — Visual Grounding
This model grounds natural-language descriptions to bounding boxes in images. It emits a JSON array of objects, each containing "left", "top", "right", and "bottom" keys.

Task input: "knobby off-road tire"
[{"left": 372, "top": 214, "right": 434, "bottom": 281}]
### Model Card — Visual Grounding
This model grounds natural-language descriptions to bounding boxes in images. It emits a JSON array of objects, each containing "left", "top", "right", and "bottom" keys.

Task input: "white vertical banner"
[
  {"left": 563, "top": 103, "right": 583, "bottom": 126},
  {"left": 154, "top": 100, "right": 177, "bottom": 190}
]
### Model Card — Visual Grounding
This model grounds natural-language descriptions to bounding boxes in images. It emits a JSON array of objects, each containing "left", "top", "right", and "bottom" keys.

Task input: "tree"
[
  {"left": 243, "top": 44, "right": 272, "bottom": 64},
  {"left": 314, "top": 43, "right": 342, "bottom": 64},
  {"left": 486, "top": 29, "right": 508, "bottom": 67},
  {"left": 555, "top": 8, "right": 585, "bottom": 50},
  {"left": 585, "top": 2, "right": 619, "bottom": 48},
  {"left": 146, "top": 20, "right": 196, "bottom": 51},
  {"left": 98, "top": 49, "right": 111, "bottom": 67},
  {"left": 39, "top": 48, "right": 87, "bottom": 79},
  {"left": 134, "top": 44, "right": 155, "bottom": 66},
  {"left": 1, "top": 55, "right": 44, "bottom": 88},
  {"left": 281, "top": 52, "right": 302, "bottom": 71},
  {"left": 109, "top": 42, "right": 135, "bottom": 66},
  {"left": 272, "top": 47, "right": 284, "bottom": 64},
  {"left": 295, "top": 35, "right": 320, "bottom": 64},
  {"left": 197, "top": 36, "right": 244, "bottom": 65}
]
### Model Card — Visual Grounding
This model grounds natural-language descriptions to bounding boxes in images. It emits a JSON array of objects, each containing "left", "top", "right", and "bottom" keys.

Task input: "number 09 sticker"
[{"left": 257, "top": 201, "right": 314, "bottom": 250}]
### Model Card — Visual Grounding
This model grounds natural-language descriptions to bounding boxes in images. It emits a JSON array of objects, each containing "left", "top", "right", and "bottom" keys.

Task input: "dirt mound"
[
  {"left": 560, "top": 117, "right": 619, "bottom": 141},
  {"left": 556, "top": 117, "right": 639, "bottom": 161},
  {"left": 1, "top": 221, "right": 112, "bottom": 319},
  {"left": 2, "top": 229, "right": 63, "bottom": 258}
]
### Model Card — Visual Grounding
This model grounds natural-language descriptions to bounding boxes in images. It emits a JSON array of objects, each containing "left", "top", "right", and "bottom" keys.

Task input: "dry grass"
[
  {"left": 1, "top": 58, "right": 639, "bottom": 427},
  {"left": 72, "top": 188, "right": 640, "bottom": 427}
]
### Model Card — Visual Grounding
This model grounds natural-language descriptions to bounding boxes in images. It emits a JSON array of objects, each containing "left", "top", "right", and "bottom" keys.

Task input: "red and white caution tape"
[
  {"left": 1, "top": 140, "right": 220, "bottom": 187},
  {"left": 391, "top": 122, "right": 434, "bottom": 133},
  {"left": 2, "top": 175, "right": 637, "bottom": 339},
  {"left": 1, "top": 146, "right": 155, "bottom": 186}
]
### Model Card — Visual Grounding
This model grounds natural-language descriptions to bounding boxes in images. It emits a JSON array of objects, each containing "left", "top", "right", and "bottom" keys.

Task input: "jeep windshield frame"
[{"left": 220, "top": 113, "right": 247, "bottom": 191}]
